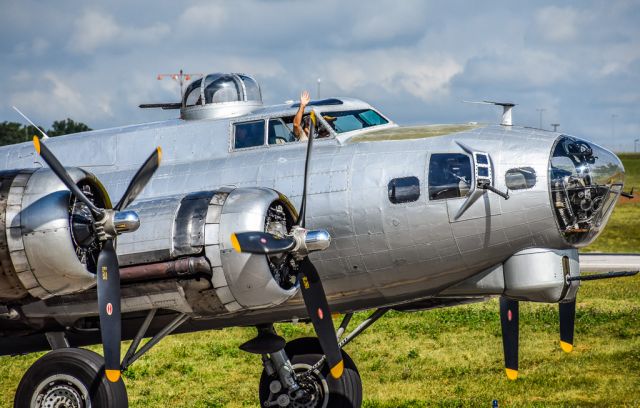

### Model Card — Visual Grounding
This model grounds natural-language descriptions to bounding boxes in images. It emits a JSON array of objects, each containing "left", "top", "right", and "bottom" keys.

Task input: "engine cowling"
[
  {"left": 0, "top": 168, "right": 110, "bottom": 301},
  {"left": 214, "top": 188, "right": 299, "bottom": 312}
]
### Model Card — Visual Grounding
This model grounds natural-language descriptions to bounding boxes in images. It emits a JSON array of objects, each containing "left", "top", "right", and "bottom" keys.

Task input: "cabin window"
[
  {"left": 388, "top": 177, "right": 420, "bottom": 204},
  {"left": 234, "top": 120, "right": 265, "bottom": 149},
  {"left": 505, "top": 167, "right": 537, "bottom": 190},
  {"left": 428, "top": 153, "right": 472, "bottom": 200},
  {"left": 321, "top": 109, "right": 388, "bottom": 133},
  {"left": 268, "top": 118, "right": 296, "bottom": 145}
]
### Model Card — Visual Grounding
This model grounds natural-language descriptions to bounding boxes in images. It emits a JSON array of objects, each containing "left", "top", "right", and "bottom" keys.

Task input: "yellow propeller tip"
[
  {"left": 230, "top": 233, "right": 241, "bottom": 253},
  {"left": 505, "top": 368, "right": 518, "bottom": 381},
  {"left": 105, "top": 369, "right": 121, "bottom": 382},
  {"left": 33, "top": 136, "right": 40, "bottom": 154},
  {"left": 560, "top": 341, "right": 573, "bottom": 353},
  {"left": 330, "top": 360, "right": 344, "bottom": 379},
  {"left": 156, "top": 146, "right": 162, "bottom": 163}
]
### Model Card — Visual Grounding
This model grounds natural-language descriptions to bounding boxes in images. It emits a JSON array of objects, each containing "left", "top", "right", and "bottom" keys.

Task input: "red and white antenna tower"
[{"left": 156, "top": 69, "right": 203, "bottom": 103}]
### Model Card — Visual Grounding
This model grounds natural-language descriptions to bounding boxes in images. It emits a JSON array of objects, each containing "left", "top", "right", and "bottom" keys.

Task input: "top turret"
[{"left": 180, "top": 73, "right": 263, "bottom": 120}]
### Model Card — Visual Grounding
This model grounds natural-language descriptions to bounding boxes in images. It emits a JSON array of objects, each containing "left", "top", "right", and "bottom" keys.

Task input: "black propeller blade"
[
  {"left": 231, "top": 111, "right": 344, "bottom": 378},
  {"left": 231, "top": 232, "right": 296, "bottom": 254},
  {"left": 499, "top": 297, "right": 519, "bottom": 380},
  {"left": 33, "top": 137, "right": 161, "bottom": 383},
  {"left": 33, "top": 137, "right": 103, "bottom": 217},
  {"left": 559, "top": 299, "right": 576, "bottom": 353},
  {"left": 298, "top": 257, "right": 344, "bottom": 379},
  {"left": 96, "top": 239, "right": 121, "bottom": 382},
  {"left": 115, "top": 147, "right": 162, "bottom": 211}
]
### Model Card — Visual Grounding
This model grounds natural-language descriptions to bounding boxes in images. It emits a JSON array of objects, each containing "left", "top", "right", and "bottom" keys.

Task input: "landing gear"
[
  {"left": 259, "top": 338, "right": 362, "bottom": 408},
  {"left": 14, "top": 348, "right": 128, "bottom": 408}
]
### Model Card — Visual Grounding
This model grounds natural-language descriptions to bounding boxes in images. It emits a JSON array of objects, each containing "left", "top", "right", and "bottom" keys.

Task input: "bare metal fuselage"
[{"left": 0, "top": 100, "right": 623, "bottom": 352}]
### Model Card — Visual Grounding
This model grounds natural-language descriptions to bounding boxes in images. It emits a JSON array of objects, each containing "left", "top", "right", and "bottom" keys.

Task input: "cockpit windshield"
[{"left": 320, "top": 109, "right": 388, "bottom": 133}]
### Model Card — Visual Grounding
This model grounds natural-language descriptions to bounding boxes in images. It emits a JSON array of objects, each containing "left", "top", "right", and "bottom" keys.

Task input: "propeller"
[
  {"left": 499, "top": 297, "right": 519, "bottom": 380},
  {"left": 34, "top": 136, "right": 161, "bottom": 382},
  {"left": 231, "top": 111, "right": 344, "bottom": 379},
  {"left": 559, "top": 299, "right": 576, "bottom": 353}
]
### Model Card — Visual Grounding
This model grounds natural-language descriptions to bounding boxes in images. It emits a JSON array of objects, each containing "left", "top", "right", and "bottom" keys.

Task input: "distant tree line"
[{"left": 0, "top": 118, "right": 91, "bottom": 147}]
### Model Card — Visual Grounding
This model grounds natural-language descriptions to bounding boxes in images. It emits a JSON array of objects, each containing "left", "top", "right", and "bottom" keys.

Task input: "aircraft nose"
[{"left": 549, "top": 136, "right": 624, "bottom": 247}]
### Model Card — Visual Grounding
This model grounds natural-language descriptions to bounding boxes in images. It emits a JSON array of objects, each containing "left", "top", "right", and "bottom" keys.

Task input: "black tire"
[
  {"left": 259, "top": 337, "right": 362, "bottom": 408},
  {"left": 14, "top": 348, "right": 128, "bottom": 408}
]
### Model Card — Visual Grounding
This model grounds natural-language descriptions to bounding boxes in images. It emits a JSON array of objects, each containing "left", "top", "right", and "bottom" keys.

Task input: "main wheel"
[
  {"left": 259, "top": 337, "right": 362, "bottom": 408},
  {"left": 14, "top": 348, "right": 128, "bottom": 408}
]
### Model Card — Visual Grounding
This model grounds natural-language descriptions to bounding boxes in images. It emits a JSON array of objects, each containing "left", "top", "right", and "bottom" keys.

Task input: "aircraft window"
[
  {"left": 321, "top": 109, "right": 388, "bottom": 133},
  {"left": 204, "top": 74, "right": 241, "bottom": 104},
  {"left": 268, "top": 118, "right": 296, "bottom": 145},
  {"left": 239, "top": 74, "right": 262, "bottom": 102},
  {"left": 388, "top": 177, "right": 420, "bottom": 204},
  {"left": 184, "top": 79, "right": 203, "bottom": 106},
  {"left": 428, "top": 153, "right": 472, "bottom": 200},
  {"left": 234, "top": 120, "right": 265, "bottom": 149},
  {"left": 505, "top": 167, "right": 537, "bottom": 190}
]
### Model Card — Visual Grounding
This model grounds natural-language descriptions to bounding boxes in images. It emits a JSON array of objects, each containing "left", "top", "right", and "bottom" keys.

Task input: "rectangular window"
[
  {"left": 428, "top": 153, "right": 472, "bottom": 200},
  {"left": 268, "top": 118, "right": 296, "bottom": 145},
  {"left": 388, "top": 177, "right": 420, "bottom": 204},
  {"left": 234, "top": 120, "right": 265, "bottom": 149}
]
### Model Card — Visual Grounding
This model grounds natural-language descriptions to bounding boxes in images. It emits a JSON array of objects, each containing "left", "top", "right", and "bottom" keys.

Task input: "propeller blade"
[
  {"left": 115, "top": 147, "right": 162, "bottom": 211},
  {"left": 96, "top": 239, "right": 122, "bottom": 383},
  {"left": 297, "top": 111, "right": 316, "bottom": 228},
  {"left": 499, "top": 297, "right": 519, "bottom": 380},
  {"left": 230, "top": 232, "right": 296, "bottom": 254},
  {"left": 559, "top": 299, "right": 576, "bottom": 353},
  {"left": 298, "top": 257, "right": 343, "bottom": 379},
  {"left": 33, "top": 137, "right": 103, "bottom": 216}
]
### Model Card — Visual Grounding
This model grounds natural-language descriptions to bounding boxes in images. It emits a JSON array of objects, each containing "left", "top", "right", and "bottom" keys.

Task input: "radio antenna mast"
[{"left": 156, "top": 70, "right": 203, "bottom": 105}]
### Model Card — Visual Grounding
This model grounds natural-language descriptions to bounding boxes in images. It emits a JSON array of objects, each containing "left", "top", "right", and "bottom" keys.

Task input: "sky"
[{"left": 1, "top": 0, "right": 639, "bottom": 152}]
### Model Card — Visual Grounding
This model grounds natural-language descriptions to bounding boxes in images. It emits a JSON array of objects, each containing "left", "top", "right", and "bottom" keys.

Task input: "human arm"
[{"left": 293, "top": 90, "right": 310, "bottom": 141}]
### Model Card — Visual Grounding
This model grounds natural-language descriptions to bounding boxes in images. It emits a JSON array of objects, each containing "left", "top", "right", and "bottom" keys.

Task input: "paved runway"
[{"left": 579, "top": 253, "right": 640, "bottom": 272}]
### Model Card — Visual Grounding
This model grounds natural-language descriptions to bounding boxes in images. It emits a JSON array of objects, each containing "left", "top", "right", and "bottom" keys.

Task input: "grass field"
[{"left": 1, "top": 156, "right": 638, "bottom": 407}]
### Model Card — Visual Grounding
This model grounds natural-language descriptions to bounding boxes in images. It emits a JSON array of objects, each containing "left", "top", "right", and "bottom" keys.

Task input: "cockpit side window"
[
  {"left": 321, "top": 109, "right": 388, "bottom": 133},
  {"left": 234, "top": 120, "right": 265, "bottom": 149},
  {"left": 428, "top": 153, "right": 472, "bottom": 200},
  {"left": 268, "top": 118, "right": 296, "bottom": 145}
]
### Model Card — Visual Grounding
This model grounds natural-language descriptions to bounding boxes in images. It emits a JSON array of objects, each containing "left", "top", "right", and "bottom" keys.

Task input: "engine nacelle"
[
  {"left": 207, "top": 188, "right": 299, "bottom": 312},
  {"left": 115, "top": 187, "right": 300, "bottom": 314},
  {"left": 0, "top": 168, "right": 110, "bottom": 301}
]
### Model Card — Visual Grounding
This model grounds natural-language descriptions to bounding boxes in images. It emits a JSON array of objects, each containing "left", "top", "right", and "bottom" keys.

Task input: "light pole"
[
  {"left": 536, "top": 108, "right": 546, "bottom": 129},
  {"left": 551, "top": 123, "right": 560, "bottom": 132},
  {"left": 634, "top": 138, "right": 639, "bottom": 153},
  {"left": 317, "top": 78, "right": 321, "bottom": 99}
]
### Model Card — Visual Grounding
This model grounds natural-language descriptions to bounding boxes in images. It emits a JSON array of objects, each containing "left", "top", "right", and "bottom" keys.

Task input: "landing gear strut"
[{"left": 251, "top": 308, "right": 388, "bottom": 407}]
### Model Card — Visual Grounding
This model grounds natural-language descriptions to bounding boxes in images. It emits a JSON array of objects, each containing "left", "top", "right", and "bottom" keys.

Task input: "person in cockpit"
[
  {"left": 293, "top": 90, "right": 336, "bottom": 141},
  {"left": 293, "top": 90, "right": 311, "bottom": 141}
]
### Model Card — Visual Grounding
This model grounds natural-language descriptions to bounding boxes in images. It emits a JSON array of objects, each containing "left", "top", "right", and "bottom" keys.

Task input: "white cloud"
[
  {"left": 534, "top": 6, "right": 590, "bottom": 42},
  {"left": 177, "top": 3, "right": 226, "bottom": 34},
  {"left": 10, "top": 72, "right": 113, "bottom": 122},
  {"left": 68, "top": 9, "right": 170, "bottom": 53},
  {"left": 325, "top": 50, "right": 463, "bottom": 102}
]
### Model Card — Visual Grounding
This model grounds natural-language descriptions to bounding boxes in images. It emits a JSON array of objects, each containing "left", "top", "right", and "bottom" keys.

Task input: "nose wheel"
[{"left": 258, "top": 337, "right": 362, "bottom": 408}]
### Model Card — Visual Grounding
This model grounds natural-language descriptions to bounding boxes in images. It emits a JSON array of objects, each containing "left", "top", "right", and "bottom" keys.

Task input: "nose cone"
[{"left": 549, "top": 136, "right": 624, "bottom": 247}]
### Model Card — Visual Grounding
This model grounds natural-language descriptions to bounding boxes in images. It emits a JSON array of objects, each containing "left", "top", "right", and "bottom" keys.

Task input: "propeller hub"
[{"left": 113, "top": 210, "right": 141, "bottom": 234}]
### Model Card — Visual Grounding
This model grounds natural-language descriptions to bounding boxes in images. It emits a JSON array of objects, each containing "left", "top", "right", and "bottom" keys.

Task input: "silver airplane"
[{"left": 0, "top": 73, "right": 636, "bottom": 407}]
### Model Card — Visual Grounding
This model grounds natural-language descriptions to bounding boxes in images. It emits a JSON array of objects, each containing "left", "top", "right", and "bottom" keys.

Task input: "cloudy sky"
[{"left": 1, "top": 0, "right": 638, "bottom": 151}]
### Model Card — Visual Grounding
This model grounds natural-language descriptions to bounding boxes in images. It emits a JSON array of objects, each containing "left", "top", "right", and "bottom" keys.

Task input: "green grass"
[
  {"left": 582, "top": 153, "right": 640, "bottom": 253},
  {"left": 0, "top": 156, "right": 638, "bottom": 407}
]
